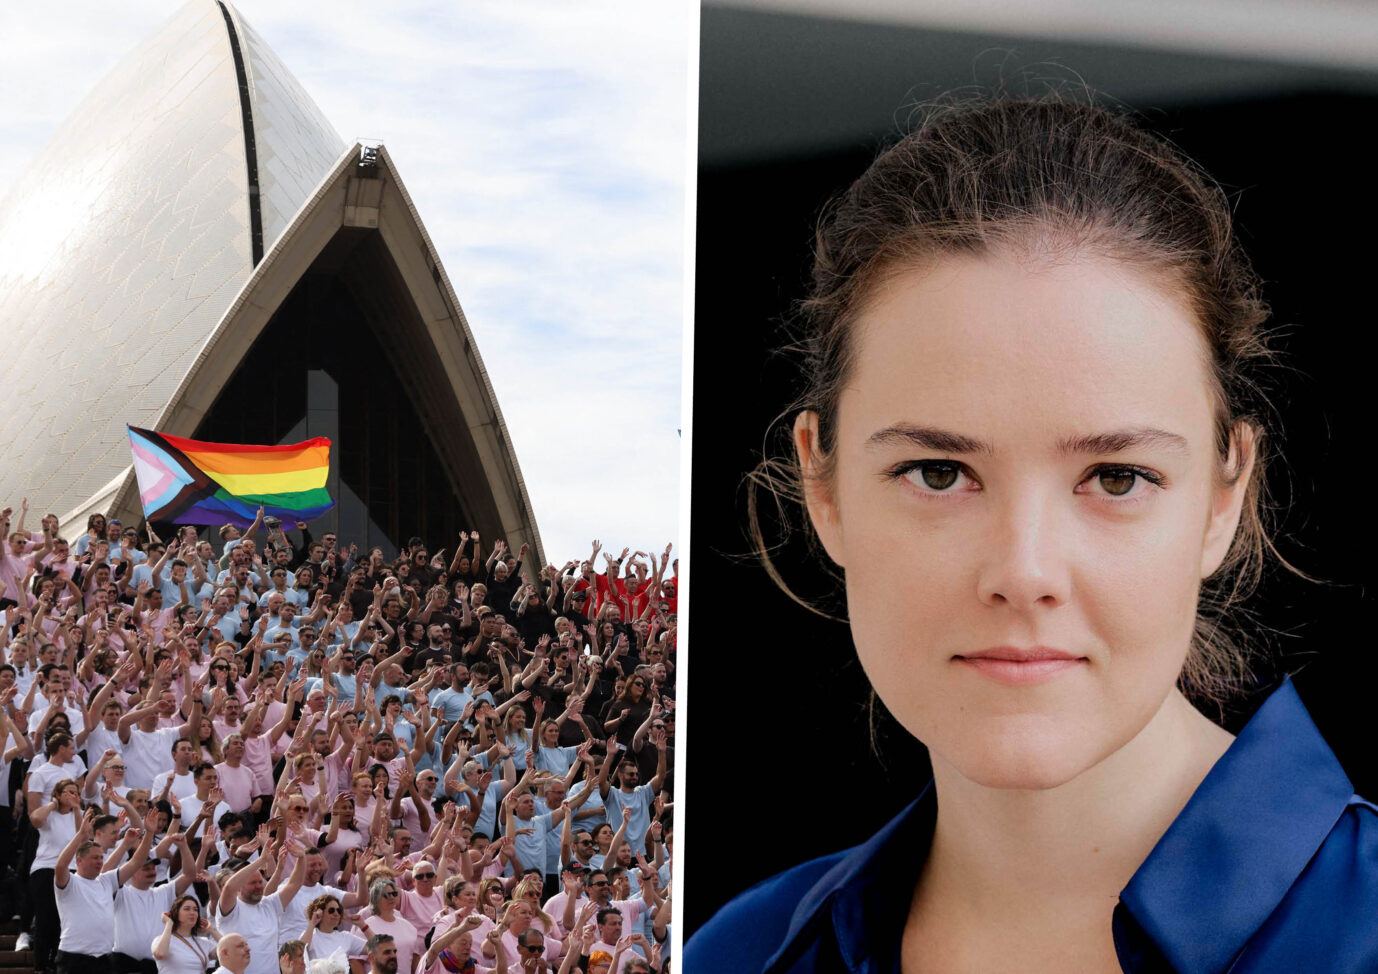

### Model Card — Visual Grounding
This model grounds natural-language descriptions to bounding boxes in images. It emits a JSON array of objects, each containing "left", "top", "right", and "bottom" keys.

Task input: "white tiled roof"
[{"left": 0, "top": 0, "right": 343, "bottom": 521}]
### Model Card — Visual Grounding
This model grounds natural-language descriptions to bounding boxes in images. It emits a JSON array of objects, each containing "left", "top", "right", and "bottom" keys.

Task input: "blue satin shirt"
[{"left": 685, "top": 679, "right": 1378, "bottom": 972}]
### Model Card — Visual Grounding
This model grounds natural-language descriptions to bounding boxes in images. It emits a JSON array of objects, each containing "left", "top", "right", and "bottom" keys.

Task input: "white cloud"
[{"left": 0, "top": 0, "right": 690, "bottom": 563}]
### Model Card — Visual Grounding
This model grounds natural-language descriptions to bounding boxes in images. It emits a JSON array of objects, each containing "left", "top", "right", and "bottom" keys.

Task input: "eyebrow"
[{"left": 865, "top": 423, "right": 1190, "bottom": 458}]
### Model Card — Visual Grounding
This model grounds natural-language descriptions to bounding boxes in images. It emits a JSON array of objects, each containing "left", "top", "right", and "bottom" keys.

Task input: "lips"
[{"left": 953, "top": 646, "right": 1088, "bottom": 685}]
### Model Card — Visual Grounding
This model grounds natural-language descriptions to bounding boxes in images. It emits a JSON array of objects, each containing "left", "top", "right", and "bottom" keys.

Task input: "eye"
[
  {"left": 890, "top": 460, "right": 977, "bottom": 494},
  {"left": 1076, "top": 465, "right": 1164, "bottom": 499}
]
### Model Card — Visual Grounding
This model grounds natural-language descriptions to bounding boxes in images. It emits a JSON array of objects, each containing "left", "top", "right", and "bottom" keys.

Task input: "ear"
[
  {"left": 1200, "top": 423, "right": 1256, "bottom": 578},
  {"left": 793, "top": 411, "right": 846, "bottom": 568}
]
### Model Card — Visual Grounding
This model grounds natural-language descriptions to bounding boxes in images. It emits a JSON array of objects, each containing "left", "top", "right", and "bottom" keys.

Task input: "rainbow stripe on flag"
[{"left": 127, "top": 426, "right": 335, "bottom": 527}]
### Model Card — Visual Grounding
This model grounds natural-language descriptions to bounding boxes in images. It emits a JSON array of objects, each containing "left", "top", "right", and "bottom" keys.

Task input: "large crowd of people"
[{"left": 0, "top": 498, "right": 676, "bottom": 974}]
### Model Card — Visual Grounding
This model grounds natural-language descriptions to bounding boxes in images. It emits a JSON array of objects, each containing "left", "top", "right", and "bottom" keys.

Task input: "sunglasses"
[{"left": 415, "top": 872, "right": 435, "bottom": 879}]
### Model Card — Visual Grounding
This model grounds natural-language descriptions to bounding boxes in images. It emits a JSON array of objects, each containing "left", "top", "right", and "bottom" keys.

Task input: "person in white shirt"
[
  {"left": 297, "top": 894, "right": 367, "bottom": 969},
  {"left": 85, "top": 699, "right": 126, "bottom": 759},
  {"left": 119, "top": 696, "right": 198, "bottom": 790},
  {"left": 151, "top": 739, "right": 200, "bottom": 807},
  {"left": 113, "top": 832, "right": 206, "bottom": 973},
  {"left": 270, "top": 847, "right": 366, "bottom": 949},
  {"left": 26, "top": 731, "right": 87, "bottom": 808},
  {"left": 211, "top": 933, "right": 252, "bottom": 974},
  {"left": 178, "top": 763, "right": 233, "bottom": 831},
  {"left": 54, "top": 808, "right": 154, "bottom": 973},
  {"left": 150, "top": 894, "right": 223, "bottom": 974},
  {"left": 29, "top": 778, "right": 81, "bottom": 970},
  {"left": 217, "top": 841, "right": 310, "bottom": 974}
]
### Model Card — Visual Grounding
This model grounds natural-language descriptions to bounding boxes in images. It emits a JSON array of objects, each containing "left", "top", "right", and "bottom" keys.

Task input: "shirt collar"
[
  {"left": 764, "top": 677, "right": 1355, "bottom": 974},
  {"left": 1116, "top": 676, "right": 1354, "bottom": 973}
]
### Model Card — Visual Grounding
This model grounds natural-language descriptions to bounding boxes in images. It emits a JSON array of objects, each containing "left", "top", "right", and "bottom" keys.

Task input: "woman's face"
[
  {"left": 485, "top": 885, "right": 504, "bottom": 907},
  {"left": 541, "top": 721, "right": 559, "bottom": 746},
  {"left": 320, "top": 898, "right": 341, "bottom": 931},
  {"left": 593, "top": 824, "right": 613, "bottom": 848},
  {"left": 456, "top": 884, "right": 478, "bottom": 911},
  {"left": 176, "top": 898, "right": 200, "bottom": 929},
  {"left": 798, "top": 253, "right": 1251, "bottom": 791},
  {"left": 56, "top": 783, "right": 80, "bottom": 809},
  {"left": 378, "top": 885, "right": 399, "bottom": 913},
  {"left": 509, "top": 709, "right": 526, "bottom": 732}
]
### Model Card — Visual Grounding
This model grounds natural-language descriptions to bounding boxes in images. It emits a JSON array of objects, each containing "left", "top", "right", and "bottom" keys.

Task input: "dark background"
[{"left": 687, "top": 5, "right": 1378, "bottom": 938}]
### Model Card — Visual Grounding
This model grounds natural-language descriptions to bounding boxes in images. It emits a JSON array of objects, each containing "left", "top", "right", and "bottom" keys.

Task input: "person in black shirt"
[{"left": 482, "top": 541, "right": 527, "bottom": 610}]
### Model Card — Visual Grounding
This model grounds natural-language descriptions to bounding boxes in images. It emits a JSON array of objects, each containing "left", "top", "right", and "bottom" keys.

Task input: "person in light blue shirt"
[
  {"left": 445, "top": 755, "right": 514, "bottom": 843},
  {"left": 598, "top": 735, "right": 667, "bottom": 856},
  {"left": 327, "top": 647, "right": 358, "bottom": 702},
  {"left": 429, "top": 664, "right": 474, "bottom": 729},
  {"left": 256, "top": 567, "right": 299, "bottom": 608},
  {"left": 202, "top": 592, "right": 247, "bottom": 646},
  {"left": 325, "top": 601, "right": 360, "bottom": 649},
  {"left": 263, "top": 602, "right": 303, "bottom": 654},
  {"left": 129, "top": 543, "right": 168, "bottom": 592}
]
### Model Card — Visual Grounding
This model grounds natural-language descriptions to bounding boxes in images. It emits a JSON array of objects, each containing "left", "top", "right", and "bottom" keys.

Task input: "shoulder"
[{"left": 684, "top": 852, "right": 850, "bottom": 972}]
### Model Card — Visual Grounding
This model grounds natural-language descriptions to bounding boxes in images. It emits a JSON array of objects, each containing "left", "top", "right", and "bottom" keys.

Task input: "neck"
[{"left": 913, "top": 688, "right": 1232, "bottom": 933}]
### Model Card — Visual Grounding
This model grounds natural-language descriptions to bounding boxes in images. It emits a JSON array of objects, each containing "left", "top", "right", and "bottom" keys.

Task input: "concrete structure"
[{"left": 0, "top": 0, "right": 542, "bottom": 561}]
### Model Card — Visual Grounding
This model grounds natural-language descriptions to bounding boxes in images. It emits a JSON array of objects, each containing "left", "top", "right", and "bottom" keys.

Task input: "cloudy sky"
[{"left": 0, "top": 1, "right": 692, "bottom": 565}]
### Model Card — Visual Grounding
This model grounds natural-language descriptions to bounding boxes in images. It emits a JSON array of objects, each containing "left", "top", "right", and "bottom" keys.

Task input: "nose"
[{"left": 975, "top": 483, "right": 1071, "bottom": 610}]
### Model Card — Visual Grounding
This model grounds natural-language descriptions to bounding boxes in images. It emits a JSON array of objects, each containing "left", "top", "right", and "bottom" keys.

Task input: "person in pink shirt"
[
  {"left": 399, "top": 860, "right": 445, "bottom": 940},
  {"left": 0, "top": 523, "right": 37, "bottom": 607},
  {"left": 483, "top": 899, "right": 562, "bottom": 970},
  {"left": 212, "top": 694, "right": 247, "bottom": 743},
  {"left": 217, "top": 734, "right": 258, "bottom": 814},
  {"left": 418, "top": 919, "right": 506, "bottom": 974},
  {"left": 316, "top": 793, "right": 368, "bottom": 881},
  {"left": 350, "top": 773, "right": 386, "bottom": 843},
  {"left": 358, "top": 878, "right": 420, "bottom": 974}
]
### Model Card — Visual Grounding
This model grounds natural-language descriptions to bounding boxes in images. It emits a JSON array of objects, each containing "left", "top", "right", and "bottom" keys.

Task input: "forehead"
[{"left": 840, "top": 254, "right": 1214, "bottom": 463}]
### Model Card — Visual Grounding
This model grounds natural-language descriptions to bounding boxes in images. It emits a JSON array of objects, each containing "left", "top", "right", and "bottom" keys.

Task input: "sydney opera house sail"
[{"left": 0, "top": 1, "right": 543, "bottom": 562}]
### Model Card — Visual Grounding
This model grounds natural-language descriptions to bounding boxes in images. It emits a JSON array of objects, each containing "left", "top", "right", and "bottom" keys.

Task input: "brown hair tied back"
[{"left": 748, "top": 90, "right": 1305, "bottom": 715}]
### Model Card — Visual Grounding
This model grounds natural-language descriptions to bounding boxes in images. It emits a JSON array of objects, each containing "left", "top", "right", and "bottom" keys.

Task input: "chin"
[
  {"left": 895, "top": 692, "right": 1138, "bottom": 793},
  {"left": 933, "top": 721, "right": 1112, "bottom": 791}
]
